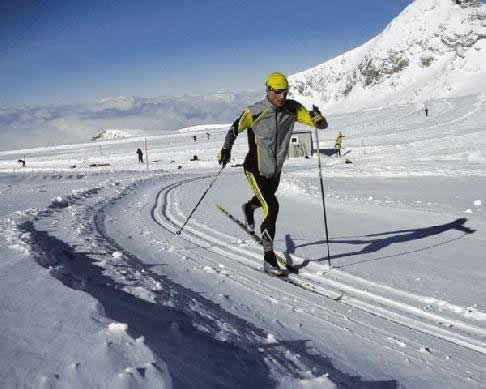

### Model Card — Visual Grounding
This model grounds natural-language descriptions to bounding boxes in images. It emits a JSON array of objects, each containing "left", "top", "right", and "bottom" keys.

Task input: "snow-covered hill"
[
  {"left": 91, "top": 129, "right": 141, "bottom": 142},
  {"left": 177, "top": 124, "right": 230, "bottom": 133},
  {"left": 289, "top": 0, "right": 486, "bottom": 112}
]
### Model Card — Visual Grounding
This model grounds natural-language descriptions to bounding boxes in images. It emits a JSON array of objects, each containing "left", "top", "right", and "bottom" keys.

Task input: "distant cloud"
[
  {"left": 89, "top": 96, "right": 137, "bottom": 112},
  {"left": 0, "top": 91, "right": 261, "bottom": 151}
]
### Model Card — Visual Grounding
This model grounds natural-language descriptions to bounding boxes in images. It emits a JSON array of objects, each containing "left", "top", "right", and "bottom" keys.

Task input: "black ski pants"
[{"left": 244, "top": 169, "right": 281, "bottom": 240}]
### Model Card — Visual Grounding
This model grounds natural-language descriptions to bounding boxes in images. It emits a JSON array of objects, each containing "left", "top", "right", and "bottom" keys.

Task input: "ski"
[
  {"left": 279, "top": 276, "right": 345, "bottom": 301},
  {"left": 215, "top": 203, "right": 263, "bottom": 244},
  {"left": 214, "top": 204, "right": 291, "bottom": 270},
  {"left": 261, "top": 269, "right": 344, "bottom": 300},
  {"left": 215, "top": 204, "right": 344, "bottom": 301}
]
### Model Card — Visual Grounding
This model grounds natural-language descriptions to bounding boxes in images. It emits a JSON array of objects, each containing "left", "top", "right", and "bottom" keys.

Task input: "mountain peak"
[{"left": 289, "top": 0, "right": 486, "bottom": 112}]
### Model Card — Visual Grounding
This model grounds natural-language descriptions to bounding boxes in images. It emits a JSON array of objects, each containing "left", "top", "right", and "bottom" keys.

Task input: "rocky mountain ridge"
[{"left": 289, "top": 0, "right": 486, "bottom": 113}]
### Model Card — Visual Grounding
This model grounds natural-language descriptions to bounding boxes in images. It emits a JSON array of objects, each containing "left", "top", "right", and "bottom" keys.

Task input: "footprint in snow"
[
  {"left": 203, "top": 266, "right": 216, "bottom": 274},
  {"left": 265, "top": 296, "right": 279, "bottom": 304}
]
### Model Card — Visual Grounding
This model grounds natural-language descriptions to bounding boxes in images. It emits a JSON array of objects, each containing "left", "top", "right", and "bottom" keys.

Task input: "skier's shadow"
[
  {"left": 317, "top": 147, "right": 336, "bottom": 156},
  {"left": 269, "top": 340, "right": 398, "bottom": 388},
  {"left": 282, "top": 218, "right": 475, "bottom": 269},
  {"left": 282, "top": 234, "right": 311, "bottom": 271}
]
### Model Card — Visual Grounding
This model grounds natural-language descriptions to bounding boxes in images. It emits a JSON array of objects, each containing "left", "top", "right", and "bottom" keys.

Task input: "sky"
[{"left": 2, "top": 0, "right": 414, "bottom": 107}]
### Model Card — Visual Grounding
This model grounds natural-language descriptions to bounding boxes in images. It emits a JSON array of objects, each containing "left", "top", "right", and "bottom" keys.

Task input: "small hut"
[{"left": 288, "top": 130, "right": 313, "bottom": 158}]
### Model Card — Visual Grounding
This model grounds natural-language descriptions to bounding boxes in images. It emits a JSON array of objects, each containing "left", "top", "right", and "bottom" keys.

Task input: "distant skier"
[
  {"left": 425, "top": 107, "right": 429, "bottom": 117},
  {"left": 136, "top": 148, "right": 144, "bottom": 163},
  {"left": 207, "top": 132, "right": 210, "bottom": 140},
  {"left": 217, "top": 72, "right": 328, "bottom": 275},
  {"left": 335, "top": 132, "right": 345, "bottom": 157},
  {"left": 193, "top": 135, "right": 197, "bottom": 142}
]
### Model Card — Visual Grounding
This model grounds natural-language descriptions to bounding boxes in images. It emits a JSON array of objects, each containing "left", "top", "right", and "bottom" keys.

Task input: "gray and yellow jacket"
[{"left": 222, "top": 98, "right": 328, "bottom": 178}]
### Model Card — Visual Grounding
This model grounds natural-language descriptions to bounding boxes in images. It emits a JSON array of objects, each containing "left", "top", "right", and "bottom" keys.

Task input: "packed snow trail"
[
  {"left": 105, "top": 172, "right": 485, "bottom": 387},
  {"left": 153, "top": 174, "right": 486, "bottom": 352},
  {"left": 2, "top": 168, "right": 485, "bottom": 388}
]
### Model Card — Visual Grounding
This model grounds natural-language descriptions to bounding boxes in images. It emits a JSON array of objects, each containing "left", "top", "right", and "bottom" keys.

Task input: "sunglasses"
[{"left": 267, "top": 87, "right": 288, "bottom": 95}]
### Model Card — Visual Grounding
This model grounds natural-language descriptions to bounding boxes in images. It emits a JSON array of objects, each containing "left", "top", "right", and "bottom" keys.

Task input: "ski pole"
[
  {"left": 176, "top": 166, "right": 225, "bottom": 235},
  {"left": 314, "top": 127, "right": 331, "bottom": 264}
]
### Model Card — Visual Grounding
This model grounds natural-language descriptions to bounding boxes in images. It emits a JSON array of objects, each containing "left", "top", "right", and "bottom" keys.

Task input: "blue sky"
[{"left": 2, "top": 0, "right": 414, "bottom": 107}]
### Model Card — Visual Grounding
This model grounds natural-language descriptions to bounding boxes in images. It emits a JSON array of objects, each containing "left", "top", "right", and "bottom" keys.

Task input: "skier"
[
  {"left": 217, "top": 72, "right": 328, "bottom": 275},
  {"left": 136, "top": 148, "right": 144, "bottom": 163},
  {"left": 335, "top": 131, "right": 345, "bottom": 157}
]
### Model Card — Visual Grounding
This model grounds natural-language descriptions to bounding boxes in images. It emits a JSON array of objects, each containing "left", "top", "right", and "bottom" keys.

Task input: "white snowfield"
[
  {"left": 0, "top": 92, "right": 485, "bottom": 388},
  {"left": 290, "top": 0, "right": 486, "bottom": 113}
]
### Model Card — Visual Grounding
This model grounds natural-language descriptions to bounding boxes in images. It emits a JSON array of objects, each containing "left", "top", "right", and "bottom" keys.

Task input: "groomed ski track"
[
  {"left": 147, "top": 173, "right": 486, "bottom": 385},
  {"left": 10, "top": 171, "right": 485, "bottom": 387},
  {"left": 155, "top": 174, "right": 486, "bottom": 350}
]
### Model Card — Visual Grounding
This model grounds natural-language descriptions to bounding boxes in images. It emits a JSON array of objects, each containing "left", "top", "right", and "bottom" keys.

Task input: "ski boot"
[
  {"left": 264, "top": 251, "right": 284, "bottom": 276},
  {"left": 261, "top": 229, "right": 284, "bottom": 275},
  {"left": 241, "top": 202, "right": 257, "bottom": 232}
]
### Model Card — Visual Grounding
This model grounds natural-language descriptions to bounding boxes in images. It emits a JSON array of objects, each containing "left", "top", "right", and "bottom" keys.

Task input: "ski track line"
[
  {"left": 174, "top": 198, "right": 486, "bottom": 333},
  {"left": 146, "top": 178, "right": 479, "bottom": 374},
  {"left": 171, "top": 211, "right": 486, "bottom": 356},
  {"left": 167, "top": 177, "right": 482, "bottom": 327},
  {"left": 148, "top": 176, "right": 486, "bottom": 383},
  {"left": 166, "top": 177, "right": 486, "bottom": 331},
  {"left": 163, "top": 240, "right": 486, "bottom": 380},
  {"left": 158, "top": 175, "right": 486, "bottom": 357},
  {"left": 115, "top": 178, "right": 463, "bottom": 384},
  {"left": 154, "top": 234, "right": 484, "bottom": 380},
  {"left": 161, "top": 180, "right": 346, "bottom": 302}
]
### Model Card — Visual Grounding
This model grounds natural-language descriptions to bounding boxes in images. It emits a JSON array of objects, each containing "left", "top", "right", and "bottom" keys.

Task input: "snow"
[
  {"left": 1, "top": 1, "right": 486, "bottom": 387},
  {"left": 1, "top": 90, "right": 485, "bottom": 388},
  {"left": 91, "top": 129, "right": 142, "bottom": 142},
  {"left": 289, "top": 0, "right": 486, "bottom": 113},
  {"left": 177, "top": 124, "right": 231, "bottom": 133}
]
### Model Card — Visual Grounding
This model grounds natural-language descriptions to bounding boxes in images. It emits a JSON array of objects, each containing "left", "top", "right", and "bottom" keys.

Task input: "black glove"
[
  {"left": 218, "top": 148, "right": 231, "bottom": 167},
  {"left": 310, "top": 104, "right": 322, "bottom": 118}
]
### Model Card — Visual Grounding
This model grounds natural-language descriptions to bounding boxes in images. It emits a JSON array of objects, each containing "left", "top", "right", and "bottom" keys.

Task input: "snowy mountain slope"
[{"left": 289, "top": 0, "right": 486, "bottom": 112}]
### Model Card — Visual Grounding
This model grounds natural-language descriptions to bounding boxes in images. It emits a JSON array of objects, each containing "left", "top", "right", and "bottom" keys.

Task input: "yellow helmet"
[{"left": 266, "top": 72, "right": 288, "bottom": 90}]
